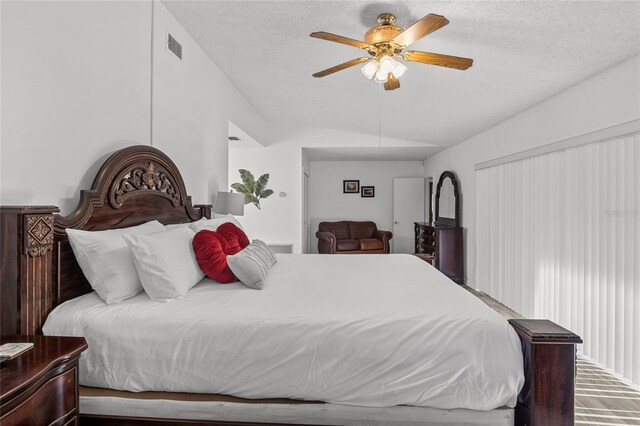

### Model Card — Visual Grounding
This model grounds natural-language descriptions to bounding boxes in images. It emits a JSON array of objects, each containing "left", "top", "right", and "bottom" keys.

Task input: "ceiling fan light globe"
[
  {"left": 378, "top": 56, "right": 396, "bottom": 74},
  {"left": 374, "top": 68, "right": 389, "bottom": 83},
  {"left": 391, "top": 61, "right": 407, "bottom": 79},
  {"left": 361, "top": 60, "right": 378, "bottom": 80}
]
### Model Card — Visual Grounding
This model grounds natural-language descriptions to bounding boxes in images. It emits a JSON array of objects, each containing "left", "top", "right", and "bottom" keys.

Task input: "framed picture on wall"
[
  {"left": 343, "top": 180, "right": 360, "bottom": 193},
  {"left": 361, "top": 186, "right": 375, "bottom": 198}
]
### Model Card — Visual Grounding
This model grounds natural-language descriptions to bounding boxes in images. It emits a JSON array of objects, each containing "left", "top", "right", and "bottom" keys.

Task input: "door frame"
[
  {"left": 392, "top": 177, "right": 427, "bottom": 254},
  {"left": 302, "top": 170, "right": 311, "bottom": 254},
  {"left": 427, "top": 175, "right": 434, "bottom": 223}
]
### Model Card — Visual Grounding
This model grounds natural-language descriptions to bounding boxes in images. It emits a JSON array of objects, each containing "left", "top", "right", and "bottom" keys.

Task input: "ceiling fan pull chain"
[{"left": 379, "top": 82, "right": 382, "bottom": 149}]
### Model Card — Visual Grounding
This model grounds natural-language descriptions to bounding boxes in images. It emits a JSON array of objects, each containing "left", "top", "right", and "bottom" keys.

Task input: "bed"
[{"left": 0, "top": 145, "right": 582, "bottom": 426}]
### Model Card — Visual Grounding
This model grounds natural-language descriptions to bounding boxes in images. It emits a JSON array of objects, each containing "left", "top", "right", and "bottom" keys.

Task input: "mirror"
[
  {"left": 439, "top": 180, "right": 456, "bottom": 219},
  {"left": 434, "top": 171, "right": 460, "bottom": 227}
]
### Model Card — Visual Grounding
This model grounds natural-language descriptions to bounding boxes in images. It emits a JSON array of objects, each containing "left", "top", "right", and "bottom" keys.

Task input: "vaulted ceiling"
[{"left": 164, "top": 1, "right": 640, "bottom": 149}]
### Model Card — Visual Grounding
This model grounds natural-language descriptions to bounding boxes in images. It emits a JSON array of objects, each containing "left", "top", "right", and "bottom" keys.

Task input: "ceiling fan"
[{"left": 310, "top": 13, "right": 473, "bottom": 91}]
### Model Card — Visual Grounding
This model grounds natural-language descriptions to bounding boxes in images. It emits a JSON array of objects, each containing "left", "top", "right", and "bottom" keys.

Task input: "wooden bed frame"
[{"left": 0, "top": 145, "right": 582, "bottom": 426}]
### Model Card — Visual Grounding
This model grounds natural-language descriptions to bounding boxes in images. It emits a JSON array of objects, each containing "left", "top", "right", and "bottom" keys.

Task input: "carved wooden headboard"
[{"left": 0, "top": 145, "right": 211, "bottom": 336}]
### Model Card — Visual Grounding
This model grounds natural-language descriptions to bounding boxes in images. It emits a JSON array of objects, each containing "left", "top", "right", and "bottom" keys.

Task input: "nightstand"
[{"left": 1, "top": 335, "right": 87, "bottom": 425}]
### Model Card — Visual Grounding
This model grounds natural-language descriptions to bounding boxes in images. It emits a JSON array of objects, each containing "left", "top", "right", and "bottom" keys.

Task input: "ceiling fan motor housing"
[{"left": 364, "top": 13, "right": 404, "bottom": 45}]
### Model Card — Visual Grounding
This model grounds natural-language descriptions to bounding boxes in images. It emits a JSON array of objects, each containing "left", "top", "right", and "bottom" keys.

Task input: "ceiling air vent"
[
  {"left": 228, "top": 136, "right": 241, "bottom": 141},
  {"left": 167, "top": 33, "right": 182, "bottom": 60}
]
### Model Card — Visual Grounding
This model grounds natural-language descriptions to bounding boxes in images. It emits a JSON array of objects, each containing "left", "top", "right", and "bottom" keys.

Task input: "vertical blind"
[{"left": 476, "top": 132, "right": 639, "bottom": 386}]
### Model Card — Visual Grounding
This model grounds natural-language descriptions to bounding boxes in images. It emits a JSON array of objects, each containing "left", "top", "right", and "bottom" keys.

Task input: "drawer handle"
[
  {"left": 418, "top": 237, "right": 424, "bottom": 243},
  {"left": 431, "top": 232, "right": 435, "bottom": 237},
  {"left": 418, "top": 246, "right": 424, "bottom": 253},
  {"left": 432, "top": 241, "right": 435, "bottom": 247}
]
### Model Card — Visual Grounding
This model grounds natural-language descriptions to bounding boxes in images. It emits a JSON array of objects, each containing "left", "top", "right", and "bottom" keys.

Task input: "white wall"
[
  {"left": 1, "top": 1, "right": 152, "bottom": 213},
  {"left": 0, "top": 1, "right": 266, "bottom": 213},
  {"left": 228, "top": 123, "right": 428, "bottom": 253},
  {"left": 423, "top": 55, "right": 640, "bottom": 285},
  {"left": 152, "top": 2, "right": 266, "bottom": 204},
  {"left": 308, "top": 161, "right": 424, "bottom": 253}
]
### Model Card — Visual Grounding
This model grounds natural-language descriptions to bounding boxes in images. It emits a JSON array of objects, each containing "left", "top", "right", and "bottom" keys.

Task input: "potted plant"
[{"left": 231, "top": 169, "right": 273, "bottom": 210}]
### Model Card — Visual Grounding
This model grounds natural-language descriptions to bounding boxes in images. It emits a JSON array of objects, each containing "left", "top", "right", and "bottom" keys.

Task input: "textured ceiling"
[{"left": 164, "top": 1, "right": 640, "bottom": 149}]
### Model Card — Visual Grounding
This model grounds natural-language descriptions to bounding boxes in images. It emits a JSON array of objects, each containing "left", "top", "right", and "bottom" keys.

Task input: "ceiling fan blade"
[
  {"left": 312, "top": 57, "right": 370, "bottom": 78},
  {"left": 384, "top": 74, "right": 400, "bottom": 91},
  {"left": 310, "top": 31, "right": 371, "bottom": 50},
  {"left": 392, "top": 14, "right": 449, "bottom": 47},
  {"left": 402, "top": 51, "right": 473, "bottom": 70}
]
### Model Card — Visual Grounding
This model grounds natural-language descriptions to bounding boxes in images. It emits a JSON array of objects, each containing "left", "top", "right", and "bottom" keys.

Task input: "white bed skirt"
[{"left": 81, "top": 396, "right": 514, "bottom": 426}]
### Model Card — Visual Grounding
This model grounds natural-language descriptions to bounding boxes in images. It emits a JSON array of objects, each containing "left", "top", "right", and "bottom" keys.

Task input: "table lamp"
[{"left": 215, "top": 191, "right": 244, "bottom": 216}]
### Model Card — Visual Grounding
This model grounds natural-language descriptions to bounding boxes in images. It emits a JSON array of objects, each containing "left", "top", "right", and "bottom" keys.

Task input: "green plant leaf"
[
  {"left": 235, "top": 170, "right": 273, "bottom": 209},
  {"left": 246, "top": 192, "right": 258, "bottom": 205},
  {"left": 239, "top": 169, "right": 255, "bottom": 193},
  {"left": 255, "top": 174, "right": 269, "bottom": 195},
  {"left": 230, "top": 182, "right": 249, "bottom": 195}
]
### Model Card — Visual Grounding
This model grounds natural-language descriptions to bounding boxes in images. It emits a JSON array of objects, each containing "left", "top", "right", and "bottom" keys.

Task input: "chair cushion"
[
  {"left": 336, "top": 239, "right": 360, "bottom": 251},
  {"left": 319, "top": 221, "right": 350, "bottom": 240},
  {"left": 349, "top": 221, "right": 377, "bottom": 239},
  {"left": 359, "top": 238, "right": 384, "bottom": 251}
]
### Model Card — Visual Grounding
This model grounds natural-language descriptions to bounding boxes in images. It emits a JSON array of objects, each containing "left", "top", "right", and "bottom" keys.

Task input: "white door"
[{"left": 393, "top": 178, "right": 425, "bottom": 254}]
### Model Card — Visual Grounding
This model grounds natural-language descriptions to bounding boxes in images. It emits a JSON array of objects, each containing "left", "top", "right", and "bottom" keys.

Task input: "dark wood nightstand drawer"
[
  {"left": 415, "top": 234, "right": 435, "bottom": 245},
  {"left": 415, "top": 243, "right": 435, "bottom": 254},
  {"left": 1, "top": 336, "right": 87, "bottom": 426},
  {"left": 1, "top": 367, "right": 76, "bottom": 425},
  {"left": 414, "top": 253, "right": 436, "bottom": 265},
  {"left": 417, "top": 239, "right": 436, "bottom": 249},
  {"left": 415, "top": 224, "right": 436, "bottom": 238}
]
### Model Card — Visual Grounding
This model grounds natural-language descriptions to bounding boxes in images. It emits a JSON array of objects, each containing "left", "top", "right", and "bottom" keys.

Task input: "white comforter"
[{"left": 43, "top": 254, "right": 524, "bottom": 410}]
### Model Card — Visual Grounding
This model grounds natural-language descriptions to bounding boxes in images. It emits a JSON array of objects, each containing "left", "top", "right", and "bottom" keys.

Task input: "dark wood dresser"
[
  {"left": 414, "top": 222, "right": 463, "bottom": 284},
  {"left": 1, "top": 335, "right": 87, "bottom": 425}
]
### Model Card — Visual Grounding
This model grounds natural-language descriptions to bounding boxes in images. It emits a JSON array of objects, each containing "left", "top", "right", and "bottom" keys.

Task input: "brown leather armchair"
[{"left": 316, "top": 221, "right": 393, "bottom": 254}]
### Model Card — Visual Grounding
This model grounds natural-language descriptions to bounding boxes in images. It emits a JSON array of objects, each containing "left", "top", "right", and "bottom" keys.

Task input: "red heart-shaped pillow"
[
  {"left": 217, "top": 222, "right": 250, "bottom": 254},
  {"left": 192, "top": 230, "right": 236, "bottom": 283}
]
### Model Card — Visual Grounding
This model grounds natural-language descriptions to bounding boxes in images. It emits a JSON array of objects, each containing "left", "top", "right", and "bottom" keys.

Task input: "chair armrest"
[
  {"left": 375, "top": 230, "right": 393, "bottom": 241},
  {"left": 316, "top": 231, "right": 337, "bottom": 254},
  {"left": 316, "top": 230, "right": 336, "bottom": 242},
  {"left": 374, "top": 230, "right": 393, "bottom": 253}
]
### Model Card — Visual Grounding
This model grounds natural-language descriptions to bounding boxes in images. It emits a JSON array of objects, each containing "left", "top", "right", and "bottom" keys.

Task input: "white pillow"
[
  {"left": 227, "top": 240, "right": 277, "bottom": 290},
  {"left": 66, "top": 220, "right": 166, "bottom": 304},
  {"left": 191, "top": 214, "right": 243, "bottom": 232},
  {"left": 123, "top": 227, "right": 204, "bottom": 302},
  {"left": 165, "top": 217, "right": 206, "bottom": 230}
]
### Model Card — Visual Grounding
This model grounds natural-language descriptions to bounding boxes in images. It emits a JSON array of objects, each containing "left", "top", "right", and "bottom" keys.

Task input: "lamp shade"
[
  {"left": 391, "top": 61, "right": 407, "bottom": 78},
  {"left": 215, "top": 191, "right": 244, "bottom": 216},
  {"left": 361, "top": 60, "right": 378, "bottom": 79},
  {"left": 378, "top": 56, "right": 395, "bottom": 74}
]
